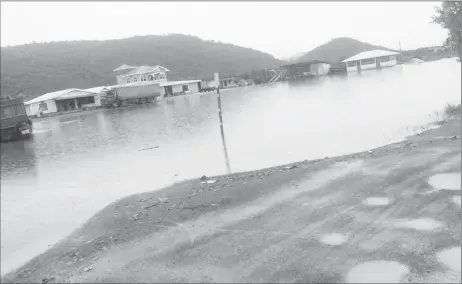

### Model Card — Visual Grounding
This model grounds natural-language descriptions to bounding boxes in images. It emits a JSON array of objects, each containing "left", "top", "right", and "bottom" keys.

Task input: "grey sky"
[{"left": 1, "top": 1, "right": 447, "bottom": 59}]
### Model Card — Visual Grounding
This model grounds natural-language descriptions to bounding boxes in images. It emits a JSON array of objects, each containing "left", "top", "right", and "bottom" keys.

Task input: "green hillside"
[
  {"left": 0, "top": 34, "right": 283, "bottom": 99},
  {"left": 295, "top": 37, "right": 397, "bottom": 64}
]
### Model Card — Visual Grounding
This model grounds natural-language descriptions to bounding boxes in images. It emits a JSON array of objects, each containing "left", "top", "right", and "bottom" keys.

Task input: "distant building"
[
  {"left": 25, "top": 88, "right": 101, "bottom": 117},
  {"left": 160, "top": 80, "right": 202, "bottom": 97},
  {"left": 113, "top": 64, "right": 170, "bottom": 85},
  {"left": 342, "top": 50, "right": 400, "bottom": 73},
  {"left": 280, "top": 60, "right": 331, "bottom": 80}
]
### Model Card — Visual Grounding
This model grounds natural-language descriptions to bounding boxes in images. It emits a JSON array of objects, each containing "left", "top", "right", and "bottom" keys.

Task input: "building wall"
[
  {"left": 120, "top": 71, "right": 167, "bottom": 85},
  {"left": 164, "top": 82, "right": 200, "bottom": 96},
  {"left": 360, "top": 58, "right": 377, "bottom": 71},
  {"left": 346, "top": 56, "right": 397, "bottom": 73},
  {"left": 26, "top": 99, "right": 57, "bottom": 116}
]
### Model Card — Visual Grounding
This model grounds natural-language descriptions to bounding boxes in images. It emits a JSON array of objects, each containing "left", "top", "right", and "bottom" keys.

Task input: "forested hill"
[
  {"left": 295, "top": 37, "right": 397, "bottom": 64},
  {"left": 0, "top": 34, "right": 283, "bottom": 99}
]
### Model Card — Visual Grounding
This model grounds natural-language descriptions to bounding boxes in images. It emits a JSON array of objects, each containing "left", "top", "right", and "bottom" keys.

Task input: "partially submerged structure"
[
  {"left": 24, "top": 88, "right": 103, "bottom": 117},
  {"left": 341, "top": 50, "right": 400, "bottom": 73},
  {"left": 280, "top": 60, "right": 331, "bottom": 80}
]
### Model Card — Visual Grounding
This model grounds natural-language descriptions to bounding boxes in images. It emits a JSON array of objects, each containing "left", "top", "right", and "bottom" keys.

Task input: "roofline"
[
  {"left": 160, "top": 80, "right": 201, "bottom": 87},
  {"left": 280, "top": 60, "right": 331, "bottom": 68},
  {"left": 341, "top": 51, "right": 400, "bottom": 63}
]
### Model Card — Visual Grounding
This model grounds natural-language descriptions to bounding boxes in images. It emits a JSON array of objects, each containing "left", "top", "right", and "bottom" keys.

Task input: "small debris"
[
  {"left": 201, "top": 179, "right": 218, "bottom": 184},
  {"left": 200, "top": 175, "right": 208, "bottom": 181},
  {"left": 211, "top": 203, "right": 219, "bottom": 208},
  {"left": 168, "top": 204, "right": 177, "bottom": 211},
  {"left": 144, "top": 202, "right": 160, "bottom": 209},
  {"left": 451, "top": 136, "right": 458, "bottom": 140},
  {"left": 42, "top": 277, "right": 55, "bottom": 283},
  {"left": 83, "top": 266, "right": 93, "bottom": 272},
  {"left": 284, "top": 164, "right": 298, "bottom": 170},
  {"left": 158, "top": 197, "right": 169, "bottom": 203},
  {"left": 129, "top": 213, "right": 140, "bottom": 221}
]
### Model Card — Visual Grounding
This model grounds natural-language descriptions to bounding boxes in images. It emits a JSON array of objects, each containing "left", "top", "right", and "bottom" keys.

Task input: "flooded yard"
[{"left": 1, "top": 58, "right": 460, "bottom": 275}]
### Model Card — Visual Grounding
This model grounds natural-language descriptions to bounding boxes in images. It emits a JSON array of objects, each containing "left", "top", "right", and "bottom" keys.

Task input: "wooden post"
[{"left": 217, "top": 87, "right": 231, "bottom": 173}]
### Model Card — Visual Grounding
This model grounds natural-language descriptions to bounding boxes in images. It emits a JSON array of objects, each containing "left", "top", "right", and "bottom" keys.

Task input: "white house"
[
  {"left": 25, "top": 88, "right": 101, "bottom": 117},
  {"left": 342, "top": 50, "right": 400, "bottom": 73},
  {"left": 113, "top": 64, "right": 170, "bottom": 85},
  {"left": 159, "top": 80, "right": 202, "bottom": 97}
]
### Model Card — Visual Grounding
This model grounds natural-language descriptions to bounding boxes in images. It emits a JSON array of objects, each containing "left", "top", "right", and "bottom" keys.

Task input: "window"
[
  {"left": 133, "top": 77, "right": 138, "bottom": 82},
  {"left": 39, "top": 102, "right": 48, "bottom": 111},
  {"left": 347, "top": 61, "right": 357, "bottom": 67},
  {"left": 126, "top": 79, "right": 131, "bottom": 84},
  {"left": 141, "top": 75, "right": 147, "bottom": 82},
  {"left": 182, "top": 85, "right": 189, "bottom": 92},
  {"left": 360, "top": 58, "right": 375, "bottom": 65},
  {"left": 379, "top": 56, "right": 390, "bottom": 62},
  {"left": 147, "top": 75, "right": 154, "bottom": 81}
]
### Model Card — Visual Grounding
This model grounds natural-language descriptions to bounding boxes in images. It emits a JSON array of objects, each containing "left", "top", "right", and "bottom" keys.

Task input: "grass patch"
[
  {"left": 432, "top": 103, "right": 461, "bottom": 126},
  {"left": 444, "top": 103, "right": 461, "bottom": 118}
]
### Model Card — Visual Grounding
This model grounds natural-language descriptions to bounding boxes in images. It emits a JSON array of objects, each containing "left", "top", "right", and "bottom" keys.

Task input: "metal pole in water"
[{"left": 217, "top": 87, "right": 231, "bottom": 173}]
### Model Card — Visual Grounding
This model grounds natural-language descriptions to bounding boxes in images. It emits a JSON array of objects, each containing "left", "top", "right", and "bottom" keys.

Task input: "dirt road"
[{"left": 3, "top": 118, "right": 461, "bottom": 283}]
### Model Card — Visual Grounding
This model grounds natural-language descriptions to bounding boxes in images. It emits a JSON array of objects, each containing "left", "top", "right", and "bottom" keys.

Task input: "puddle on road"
[
  {"left": 319, "top": 233, "right": 348, "bottom": 246},
  {"left": 346, "top": 260, "right": 409, "bottom": 283},
  {"left": 452, "top": 196, "right": 461, "bottom": 207},
  {"left": 362, "top": 197, "right": 391, "bottom": 206},
  {"left": 394, "top": 218, "right": 443, "bottom": 231},
  {"left": 428, "top": 173, "right": 461, "bottom": 191},
  {"left": 437, "top": 247, "right": 461, "bottom": 272}
]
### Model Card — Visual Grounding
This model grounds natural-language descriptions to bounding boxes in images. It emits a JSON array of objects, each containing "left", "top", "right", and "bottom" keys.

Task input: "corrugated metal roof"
[
  {"left": 120, "top": 65, "right": 170, "bottom": 77},
  {"left": 281, "top": 60, "right": 330, "bottom": 68},
  {"left": 113, "top": 64, "right": 136, "bottom": 72},
  {"left": 55, "top": 90, "right": 97, "bottom": 100},
  {"left": 109, "top": 81, "right": 162, "bottom": 89},
  {"left": 160, "top": 80, "right": 201, "bottom": 87},
  {"left": 83, "top": 86, "right": 109, "bottom": 93},
  {"left": 342, "top": 50, "right": 400, "bottom": 63},
  {"left": 25, "top": 89, "right": 80, "bottom": 105}
]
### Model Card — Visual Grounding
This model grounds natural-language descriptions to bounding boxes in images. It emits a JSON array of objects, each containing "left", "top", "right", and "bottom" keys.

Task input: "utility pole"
[{"left": 215, "top": 73, "right": 231, "bottom": 173}]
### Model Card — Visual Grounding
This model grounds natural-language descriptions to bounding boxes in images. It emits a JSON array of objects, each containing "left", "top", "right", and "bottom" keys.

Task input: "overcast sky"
[{"left": 1, "top": 1, "right": 447, "bottom": 59}]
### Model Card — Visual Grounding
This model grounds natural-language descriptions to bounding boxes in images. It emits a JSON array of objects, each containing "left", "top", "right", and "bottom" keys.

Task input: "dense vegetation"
[
  {"left": 294, "top": 37, "right": 397, "bottom": 64},
  {"left": 0, "top": 34, "right": 283, "bottom": 100},
  {"left": 432, "top": 1, "right": 461, "bottom": 59}
]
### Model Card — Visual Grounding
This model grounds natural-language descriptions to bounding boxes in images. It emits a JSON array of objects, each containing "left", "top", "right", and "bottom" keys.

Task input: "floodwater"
[{"left": 1, "top": 58, "right": 461, "bottom": 275}]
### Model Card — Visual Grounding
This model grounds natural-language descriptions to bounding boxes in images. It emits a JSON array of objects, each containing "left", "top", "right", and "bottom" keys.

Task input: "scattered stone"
[
  {"left": 83, "top": 266, "right": 93, "bottom": 272},
  {"left": 211, "top": 203, "right": 219, "bottom": 208},
  {"left": 158, "top": 197, "right": 169, "bottom": 203},
  {"left": 451, "top": 135, "right": 458, "bottom": 140},
  {"left": 168, "top": 204, "right": 177, "bottom": 211},
  {"left": 200, "top": 175, "right": 207, "bottom": 181}
]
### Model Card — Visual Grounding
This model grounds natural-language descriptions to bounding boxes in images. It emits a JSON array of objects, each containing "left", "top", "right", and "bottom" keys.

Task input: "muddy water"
[{"left": 1, "top": 58, "right": 461, "bottom": 274}]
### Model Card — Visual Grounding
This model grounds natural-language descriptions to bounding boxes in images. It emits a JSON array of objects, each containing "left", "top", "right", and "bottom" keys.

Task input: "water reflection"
[{"left": 0, "top": 58, "right": 460, "bottom": 275}]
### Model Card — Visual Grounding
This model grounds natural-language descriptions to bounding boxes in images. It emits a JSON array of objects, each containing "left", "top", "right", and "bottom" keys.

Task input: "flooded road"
[{"left": 1, "top": 58, "right": 460, "bottom": 274}]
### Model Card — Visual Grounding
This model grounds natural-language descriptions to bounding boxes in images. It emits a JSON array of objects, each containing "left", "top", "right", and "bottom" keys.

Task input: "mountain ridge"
[{"left": 0, "top": 34, "right": 283, "bottom": 99}]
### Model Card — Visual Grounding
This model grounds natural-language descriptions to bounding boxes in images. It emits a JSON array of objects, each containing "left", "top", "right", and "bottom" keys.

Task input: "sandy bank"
[{"left": 2, "top": 117, "right": 461, "bottom": 283}]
